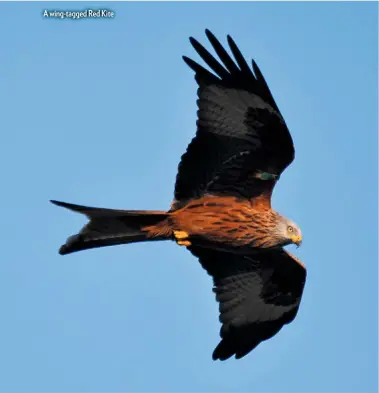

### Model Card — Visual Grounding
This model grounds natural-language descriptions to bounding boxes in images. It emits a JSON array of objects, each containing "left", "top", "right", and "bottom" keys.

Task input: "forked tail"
[{"left": 50, "top": 200, "right": 170, "bottom": 255}]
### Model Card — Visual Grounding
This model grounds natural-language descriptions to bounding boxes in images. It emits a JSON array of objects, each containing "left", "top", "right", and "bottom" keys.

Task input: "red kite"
[{"left": 51, "top": 29, "right": 306, "bottom": 361}]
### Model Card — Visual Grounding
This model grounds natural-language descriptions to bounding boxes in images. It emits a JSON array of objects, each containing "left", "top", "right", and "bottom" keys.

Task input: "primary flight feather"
[{"left": 51, "top": 29, "right": 306, "bottom": 361}]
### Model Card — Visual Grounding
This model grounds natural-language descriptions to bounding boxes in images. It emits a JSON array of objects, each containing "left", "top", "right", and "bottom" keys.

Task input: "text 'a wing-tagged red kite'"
[{"left": 51, "top": 29, "right": 306, "bottom": 361}]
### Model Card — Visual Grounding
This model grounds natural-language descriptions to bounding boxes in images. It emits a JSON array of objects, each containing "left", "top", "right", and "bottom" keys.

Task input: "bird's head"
[{"left": 277, "top": 217, "right": 302, "bottom": 247}]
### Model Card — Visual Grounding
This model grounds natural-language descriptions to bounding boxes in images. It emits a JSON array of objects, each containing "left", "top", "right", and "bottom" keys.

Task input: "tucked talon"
[
  {"left": 177, "top": 240, "right": 192, "bottom": 247},
  {"left": 174, "top": 230, "right": 189, "bottom": 240},
  {"left": 174, "top": 230, "right": 191, "bottom": 246}
]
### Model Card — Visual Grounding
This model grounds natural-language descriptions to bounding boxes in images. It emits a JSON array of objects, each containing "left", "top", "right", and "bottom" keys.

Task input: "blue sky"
[{"left": 0, "top": 1, "right": 377, "bottom": 392}]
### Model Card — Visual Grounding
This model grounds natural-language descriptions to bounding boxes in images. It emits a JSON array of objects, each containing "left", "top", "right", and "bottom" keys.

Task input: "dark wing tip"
[
  {"left": 58, "top": 245, "right": 69, "bottom": 255},
  {"left": 212, "top": 347, "right": 229, "bottom": 361},
  {"left": 49, "top": 199, "right": 93, "bottom": 216},
  {"left": 182, "top": 55, "right": 200, "bottom": 70},
  {"left": 189, "top": 36, "right": 202, "bottom": 50},
  {"left": 50, "top": 200, "right": 78, "bottom": 211},
  {"left": 251, "top": 59, "right": 264, "bottom": 81},
  {"left": 57, "top": 234, "right": 83, "bottom": 256},
  {"left": 182, "top": 55, "right": 196, "bottom": 68},
  {"left": 50, "top": 199, "right": 63, "bottom": 206},
  {"left": 204, "top": 28, "right": 215, "bottom": 40},
  {"left": 212, "top": 340, "right": 237, "bottom": 361},
  {"left": 184, "top": 29, "right": 283, "bottom": 114},
  {"left": 212, "top": 335, "right": 260, "bottom": 361}
]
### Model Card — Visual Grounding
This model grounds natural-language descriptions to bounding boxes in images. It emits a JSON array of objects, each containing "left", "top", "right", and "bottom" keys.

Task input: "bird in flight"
[{"left": 51, "top": 29, "right": 306, "bottom": 361}]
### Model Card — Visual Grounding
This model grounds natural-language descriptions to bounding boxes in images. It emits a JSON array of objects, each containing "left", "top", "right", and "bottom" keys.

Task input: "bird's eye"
[{"left": 288, "top": 226, "right": 293, "bottom": 232}]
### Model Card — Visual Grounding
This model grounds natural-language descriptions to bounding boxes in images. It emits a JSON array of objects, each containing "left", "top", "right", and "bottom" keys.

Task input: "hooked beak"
[{"left": 291, "top": 235, "right": 302, "bottom": 248}]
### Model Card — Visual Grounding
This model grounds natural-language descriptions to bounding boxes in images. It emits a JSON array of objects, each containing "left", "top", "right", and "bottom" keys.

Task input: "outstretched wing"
[
  {"left": 188, "top": 246, "right": 306, "bottom": 361},
  {"left": 172, "top": 30, "right": 295, "bottom": 210}
]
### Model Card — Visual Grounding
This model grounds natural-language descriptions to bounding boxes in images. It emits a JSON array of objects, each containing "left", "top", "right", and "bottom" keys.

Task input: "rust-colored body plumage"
[
  {"left": 51, "top": 29, "right": 307, "bottom": 362},
  {"left": 144, "top": 196, "right": 282, "bottom": 249}
]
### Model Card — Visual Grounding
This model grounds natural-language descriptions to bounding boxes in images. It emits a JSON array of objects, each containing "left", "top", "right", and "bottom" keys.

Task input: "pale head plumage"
[{"left": 275, "top": 216, "right": 302, "bottom": 247}]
